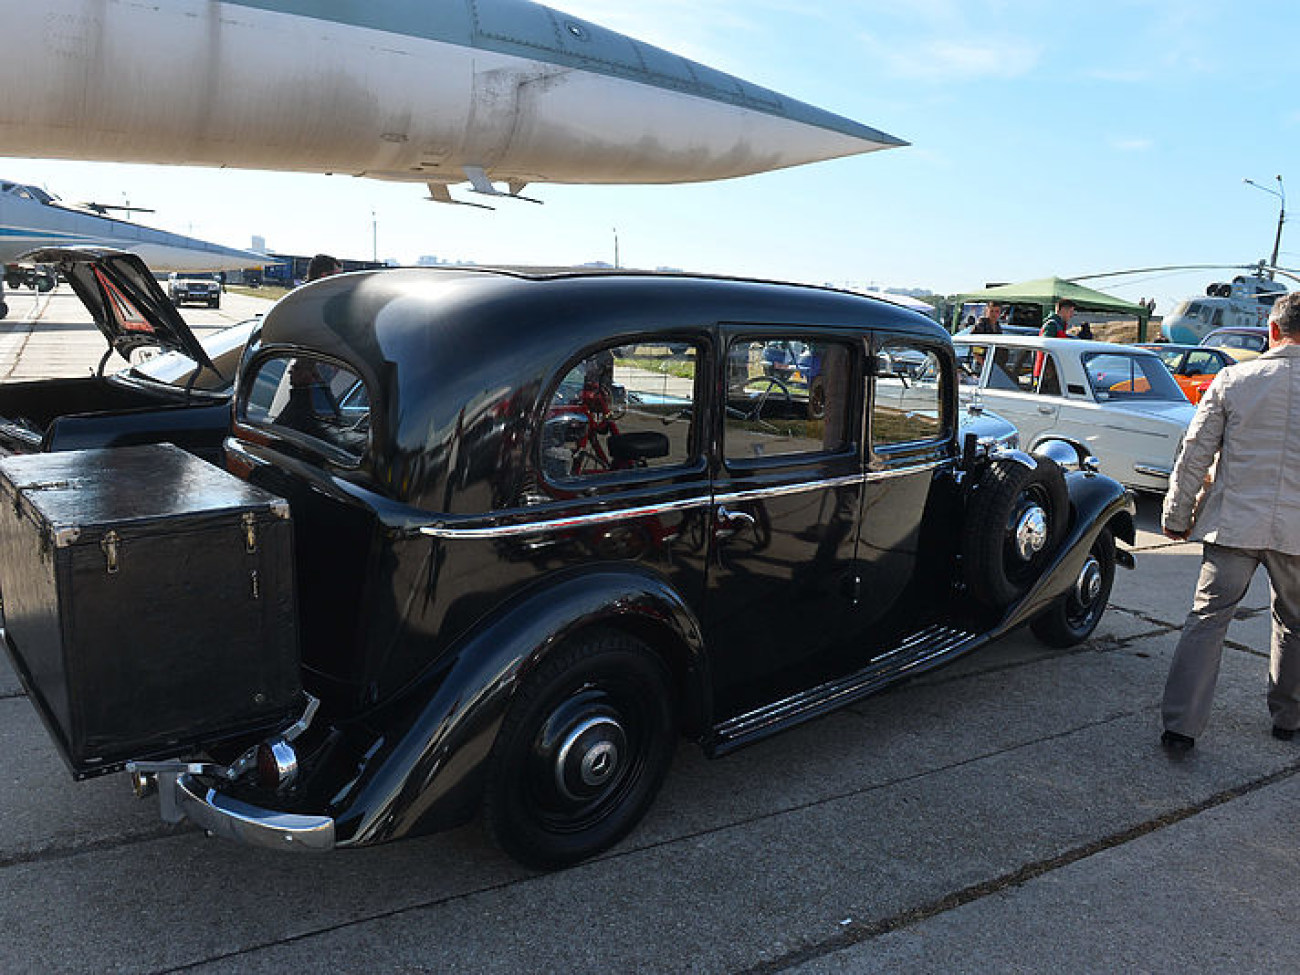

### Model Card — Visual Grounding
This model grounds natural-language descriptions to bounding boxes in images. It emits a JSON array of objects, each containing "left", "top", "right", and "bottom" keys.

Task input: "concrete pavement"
[{"left": 1, "top": 293, "right": 1296, "bottom": 973}]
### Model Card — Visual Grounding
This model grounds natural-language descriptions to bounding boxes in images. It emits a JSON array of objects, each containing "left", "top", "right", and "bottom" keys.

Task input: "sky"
[{"left": 3, "top": 0, "right": 1299, "bottom": 314}]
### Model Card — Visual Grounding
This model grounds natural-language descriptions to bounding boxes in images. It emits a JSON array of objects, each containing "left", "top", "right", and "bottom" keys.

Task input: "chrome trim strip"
[
  {"left": 419, "top": 465, "right": 946, "bottom": 540},
  {"left": 1098, "top": 424, "right": 1170, "bottom": 439},
  {"left": 1132, "top": 464, "right": 1172, "bottom": 479},
  {"left": 713, "top": 472, "right": 868, "bottom": 505},
  {"left": 419, "top": 494, "right": 712, "bottom": 539},
  {"left": 167, "top": 773, "right": 335, "bottom": 851}
]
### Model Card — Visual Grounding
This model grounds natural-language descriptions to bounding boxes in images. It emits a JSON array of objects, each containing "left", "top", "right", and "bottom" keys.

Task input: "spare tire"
[{"left": 962, "top": 455, "right": 1067, "bottom": 608}]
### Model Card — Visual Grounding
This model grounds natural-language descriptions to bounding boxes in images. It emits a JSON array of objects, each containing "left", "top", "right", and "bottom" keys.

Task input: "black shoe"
[
  {"left": 1161, "top": 730, "right": 1195, "bottom": 751},
  {"left": 1272, "top": 726, "right": 1296, "bottom": 741}
]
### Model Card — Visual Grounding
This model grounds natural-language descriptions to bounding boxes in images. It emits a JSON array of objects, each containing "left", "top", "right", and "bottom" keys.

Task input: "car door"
[
  {"left": 977, "top": 344, "right": 1064, "bottom": 448},
  {"left": 856, "top": 333, "right": 955, "bottom": 642},
  {"left": 702, "top": 328, "right": 865, "bottom": 719}
]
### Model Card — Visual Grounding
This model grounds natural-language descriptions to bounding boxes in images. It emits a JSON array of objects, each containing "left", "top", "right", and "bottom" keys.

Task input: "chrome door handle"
[
  {"left": 1037, "top": 405, "right": 1056, "bottom": 415},
  {"left": 715, "top": 505, "right": 756, "bottom": 539}
]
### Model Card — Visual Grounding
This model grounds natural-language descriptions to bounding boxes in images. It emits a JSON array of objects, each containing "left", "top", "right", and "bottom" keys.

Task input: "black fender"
[
  {"left": 991, "top": 471, "right": 1135, "bottom": 638},
  {"left": 330, "top": 564, "right": 708, "bottom": 847}
]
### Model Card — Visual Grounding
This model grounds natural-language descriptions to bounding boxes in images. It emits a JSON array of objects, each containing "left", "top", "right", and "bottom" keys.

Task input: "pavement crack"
[
  {"left": 742, "top": 760, "right": 1300, "bottom": 974},
  {"left": 0, "top": 823, "right": 188, "bottom": 870}
]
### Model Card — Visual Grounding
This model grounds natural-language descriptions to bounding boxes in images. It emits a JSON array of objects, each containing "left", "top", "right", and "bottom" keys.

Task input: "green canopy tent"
[{"left": 950, "top": 276, "right": 1151, "bottom": 340}]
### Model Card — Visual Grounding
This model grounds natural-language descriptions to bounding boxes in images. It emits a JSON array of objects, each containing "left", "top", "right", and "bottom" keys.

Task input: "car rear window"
[
  {"left": 241, "top": 353, "right": 370, "bottom": 461},
  {"left": 1082, "top": 352, "right": 1185, "bottom": 402}
]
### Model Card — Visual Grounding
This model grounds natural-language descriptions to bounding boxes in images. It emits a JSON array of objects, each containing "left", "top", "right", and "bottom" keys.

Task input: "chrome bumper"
[{"left": 156, "top": 771, "right": 335, "bottom": 852}]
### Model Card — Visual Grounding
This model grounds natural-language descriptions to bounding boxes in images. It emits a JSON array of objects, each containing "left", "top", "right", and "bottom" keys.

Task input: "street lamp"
[
  {"left": 612, "top": 227, "right": 620, "bottom": 269},
  {"left": 1243, "top": 174, "right": 1285, "bottom": 272},
  {"left": 371, "top": 209, "right": 378, "bottom": 264}
]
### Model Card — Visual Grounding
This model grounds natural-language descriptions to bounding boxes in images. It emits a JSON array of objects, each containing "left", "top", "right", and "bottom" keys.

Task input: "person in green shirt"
[{"left": 1041, "top": 298, "right": 1077, "bottom": 337}]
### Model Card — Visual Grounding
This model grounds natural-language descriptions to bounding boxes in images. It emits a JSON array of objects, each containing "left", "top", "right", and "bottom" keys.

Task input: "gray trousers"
[{"left": 1161, "top": 543, "right": 1300, "bottom": 737}]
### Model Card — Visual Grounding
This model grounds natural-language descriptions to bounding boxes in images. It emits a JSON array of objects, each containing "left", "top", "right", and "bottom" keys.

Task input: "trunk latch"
[{"left": 242, "top": 512, "right": 258, "bottom": 554}]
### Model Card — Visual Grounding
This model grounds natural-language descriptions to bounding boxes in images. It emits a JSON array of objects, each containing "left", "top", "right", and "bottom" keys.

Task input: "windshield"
[
  {"left": 125, "top": 320, "right": 256, "bottom": 393},
  {"left": 174, "top": 272, "right": 218, "bottom": 281},
  {"left": 1083, "top": 351, "right": 1186, "bottom": 402}
]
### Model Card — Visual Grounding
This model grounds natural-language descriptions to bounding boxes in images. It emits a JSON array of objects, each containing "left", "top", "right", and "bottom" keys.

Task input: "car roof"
[
  {"left": 952, "top": 334, "right": 1158, "bottom": 356},
  {"left": 260, "top": 267, "right": 946, "bottom": 363},
  {"left": 1203, "top": 326, "right": 1268, "bottom": 336},
  {"left": 1137, "top": 343, "right": 1225, "bottom": 353}
]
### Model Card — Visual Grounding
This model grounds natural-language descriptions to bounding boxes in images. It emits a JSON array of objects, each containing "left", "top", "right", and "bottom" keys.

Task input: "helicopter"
[{"left": 1068, "top": 261, "right": 1300, "bottom": 344}]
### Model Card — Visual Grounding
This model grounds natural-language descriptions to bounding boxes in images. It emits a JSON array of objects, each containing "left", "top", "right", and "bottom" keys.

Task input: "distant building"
[{"left": 258, "top": 253, "right": 387, "bottom": 286}]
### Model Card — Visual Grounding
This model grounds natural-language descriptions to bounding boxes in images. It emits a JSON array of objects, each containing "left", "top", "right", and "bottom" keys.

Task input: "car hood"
[
  {"left": 958, "top": 403, "right": 1018, "bottom": 444},
  {"left": 17, "top": 247, "right": 214, "bottom": 369}
]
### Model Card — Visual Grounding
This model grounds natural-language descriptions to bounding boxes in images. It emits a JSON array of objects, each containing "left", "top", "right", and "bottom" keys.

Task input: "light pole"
[
  {"left": 1243, "top": 174, "right": 1285, "bottom": 273},
  {"left": 612, "top": 227, "right": 620, "bottom": 269},
  {"left": 371, "top": 209, "right": 378, "bottom": 264}
]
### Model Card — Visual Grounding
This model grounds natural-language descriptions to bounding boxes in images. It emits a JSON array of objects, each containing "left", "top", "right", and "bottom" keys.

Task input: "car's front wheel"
[
  {"left": 484, "top": 629, "right": 676, "bottom": 870},
  {"left": 1031, "top": 529, "right": 1116, "bottom": 646}
]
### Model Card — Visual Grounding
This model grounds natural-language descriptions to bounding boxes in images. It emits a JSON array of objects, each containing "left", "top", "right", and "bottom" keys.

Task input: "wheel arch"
[
  {"left": 330, "top": 565, "right": 709, "bottom": 847},
  {"left": 994, "top": 470, "right": 1136, "bottom": 636}
]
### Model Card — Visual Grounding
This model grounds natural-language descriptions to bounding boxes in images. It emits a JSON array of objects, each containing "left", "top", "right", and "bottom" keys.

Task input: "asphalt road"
[{"left": 1, "top": 289, "right": 1297, "bottom": 973}]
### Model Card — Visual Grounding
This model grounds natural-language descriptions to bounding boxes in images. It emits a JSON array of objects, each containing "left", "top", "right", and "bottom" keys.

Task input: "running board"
[{"left": 709, "top": 624, "right": 981, "bottom": 756}]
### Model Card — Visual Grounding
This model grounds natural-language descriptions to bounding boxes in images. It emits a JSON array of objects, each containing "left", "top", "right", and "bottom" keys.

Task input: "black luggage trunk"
[{"left": 0, "top": 444, "right": 300, "bottom": 777}]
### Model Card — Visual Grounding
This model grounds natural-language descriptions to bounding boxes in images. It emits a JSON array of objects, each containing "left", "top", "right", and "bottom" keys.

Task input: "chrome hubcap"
[
  {"left": 1075, "top": 556, "right": 1102, "bottom": 605},
  {"left": 554, "top": 716, "right": 626, "bottom": 802},
  {"left": 1013, "top": 505, "right": 1049, "bottom": 561}
]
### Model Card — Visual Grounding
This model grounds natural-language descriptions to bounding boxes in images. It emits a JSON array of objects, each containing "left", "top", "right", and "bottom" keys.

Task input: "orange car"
[{"left": 1137, "top": 344, "right": 1237, "bottom": 404}]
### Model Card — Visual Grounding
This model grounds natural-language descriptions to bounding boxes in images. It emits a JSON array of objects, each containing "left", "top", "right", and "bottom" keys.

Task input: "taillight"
[{"left": 256, "top": 738, "right": 299, "bottom": 791}]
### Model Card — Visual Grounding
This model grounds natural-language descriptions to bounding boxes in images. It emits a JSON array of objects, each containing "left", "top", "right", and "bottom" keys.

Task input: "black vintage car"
[
  {"left": 0, "top": 266, "right": 1134, "bottom": 869},
  {"left": 0, "top": 249, "right": 250, "bottom": 462}
]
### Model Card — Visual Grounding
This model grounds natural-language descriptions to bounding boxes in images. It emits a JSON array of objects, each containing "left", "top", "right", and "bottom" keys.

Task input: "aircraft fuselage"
[{"left": 0, "top": 0, "right": 901, "bottom": 190}]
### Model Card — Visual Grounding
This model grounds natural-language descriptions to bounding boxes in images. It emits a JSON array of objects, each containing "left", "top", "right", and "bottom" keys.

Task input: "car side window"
[
  {"left": 723, "top": 338, "right": 852, "bottom": 460},
  {"left": 242, "top": 354, "right": 370, "bottom": 461},
  {"left": 956, "top": 344, "right": 987, "bottom": 385},
  {"left": 988, "top": 347, "right": 1060, "bottom": 396},
  {"left": 1186, "top": 350, "right": 1223, "bottom": 375},
  {"left": 873, "top": 342, "right": 945, "bottom": 447},
  {"left": 542, "top": 341, "right": 699, "bottom": 481}
]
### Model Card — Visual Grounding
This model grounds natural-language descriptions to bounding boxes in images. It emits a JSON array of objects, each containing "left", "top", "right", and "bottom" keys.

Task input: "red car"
[{"left": 1138, "top": 343, "right": 1237, "bottom": 404}]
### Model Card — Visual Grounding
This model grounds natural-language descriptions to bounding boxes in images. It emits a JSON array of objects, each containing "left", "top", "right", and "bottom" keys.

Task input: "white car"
[
  {"left": 167, "top": 271, "right": 222, "bottom": 308},
  {"left": 948, "top": 335, "right": 1197, "bottom": 493}
]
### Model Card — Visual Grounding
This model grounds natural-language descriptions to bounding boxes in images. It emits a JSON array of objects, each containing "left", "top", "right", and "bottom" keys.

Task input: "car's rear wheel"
[
  {"left": 963, "top": 455, "right": 1067, "bottom": 608},
  {"left": 484, "top": 629, "right": 675, "bottom": 870},
  {"left": 1031, "top": 528, "right": 1116, "bottom": 646}
]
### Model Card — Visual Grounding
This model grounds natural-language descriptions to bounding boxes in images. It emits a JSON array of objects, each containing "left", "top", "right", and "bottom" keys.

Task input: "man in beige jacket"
[{"left": 1160, "top": 291, "right": 1300, "bottom": 750}]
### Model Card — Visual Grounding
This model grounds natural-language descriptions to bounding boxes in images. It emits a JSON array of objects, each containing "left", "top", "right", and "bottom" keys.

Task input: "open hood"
[{"left": 16, "top": 247, "right": 214, "bottom": 370}]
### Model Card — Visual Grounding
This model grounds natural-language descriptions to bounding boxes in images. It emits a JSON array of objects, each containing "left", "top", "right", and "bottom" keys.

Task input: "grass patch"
[{"left": 226, "top": 284, "right": 292, "bottom": 301}]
